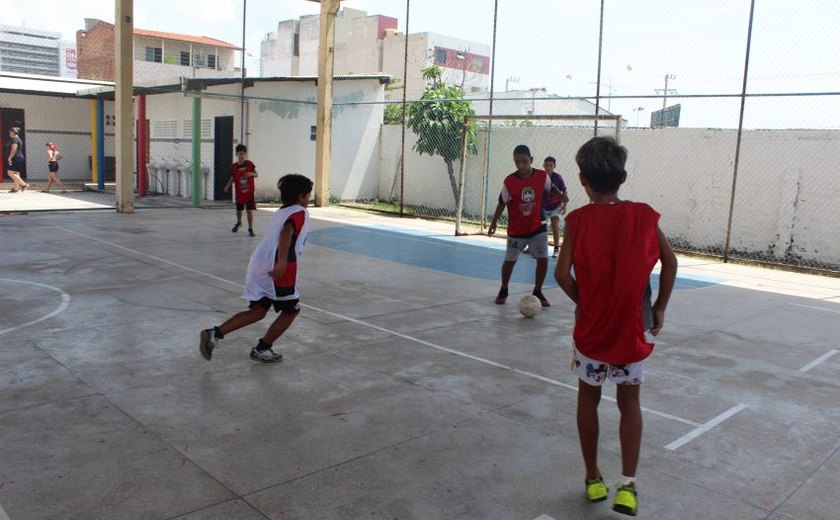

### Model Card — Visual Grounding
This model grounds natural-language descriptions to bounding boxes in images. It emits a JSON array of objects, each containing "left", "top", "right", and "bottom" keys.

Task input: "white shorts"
[{"left": 570, "top": 332, "right": 654, "bottom": 386}]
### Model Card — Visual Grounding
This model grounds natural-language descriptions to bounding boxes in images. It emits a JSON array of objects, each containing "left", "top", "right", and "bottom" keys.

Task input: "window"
[
  {"left": 180, "top": 51, "right": 190, "bottom": 66},
  {"left": 105, "top": 114, "right": 116, "bottom": 127},
  {"left": 434, "top": 47, "right": 447, "bottom": 66},
  {"left": 184, "top": 119, "right": 213, "bottom": 138},
  {"left": 293, "top": 34, "right": 299, "bottom": 56},
  {"left": 153, "top": 120, "right": 178, "bottom": 139},
  {"left": 145, "top": 47, "right": 162, "bottom": 63},
  {"left": 207, "top": 54, "right": 216, "bottom": 69},
  {"left": 310, "top": 125, "right": 317, "bottom": 141}
]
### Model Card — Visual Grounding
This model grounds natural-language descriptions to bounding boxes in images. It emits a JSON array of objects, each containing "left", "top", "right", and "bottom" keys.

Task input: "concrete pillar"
[
  {"left": 313, "top": 0, "right": 341, "bottom": 207},
  {"left": 115, "top": 0, "right": 135, "bottom": 213}
]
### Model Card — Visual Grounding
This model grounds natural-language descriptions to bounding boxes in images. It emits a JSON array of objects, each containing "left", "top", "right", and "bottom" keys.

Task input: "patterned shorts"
[{"left": 570, "top": 333, "right": 653, "bottom": 386}]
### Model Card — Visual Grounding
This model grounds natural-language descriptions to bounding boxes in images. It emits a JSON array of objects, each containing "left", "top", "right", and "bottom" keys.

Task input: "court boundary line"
[
  {"left": 665, "top": 404, "right": 748, "bottom": 451},
  {"left": 798, "top": 349, "right": 839, "bottom": 373},
  {"left": 0, "top": 279, "right": 71, "bottom": 336},
  {"left": 62, "top": 226, "right": 758, "bottom": 447},
  {"left": 789, "top": 302, "right": 840, "bottom": 314}
]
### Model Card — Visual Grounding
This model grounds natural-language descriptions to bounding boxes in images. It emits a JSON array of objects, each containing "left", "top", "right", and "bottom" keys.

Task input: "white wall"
[
  {"left": 378, "top": 124, "right": 840, "bottom": 266},
  {"left": 141, "top": 78, "right": 385, "bottom": 202},
  {"left": 0, "top": 93, "right": 114, "bottom": 181},
  {"left": 261, "top": 20, "right": 297, "bottom": 77}
]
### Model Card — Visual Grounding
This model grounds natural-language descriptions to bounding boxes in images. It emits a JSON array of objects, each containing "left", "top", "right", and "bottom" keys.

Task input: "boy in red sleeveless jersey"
[
  {"left": 488, "top": 144, "right": 559, "bottom": 307},
  {"left": 224, "top": 144, "right": 259, "bottom": 236},
  {"left": 555, "top": 137, "right": 677, "bottom": 516},
  {"left": 200, "top": 174, "right": 312, "bottom": 363}
]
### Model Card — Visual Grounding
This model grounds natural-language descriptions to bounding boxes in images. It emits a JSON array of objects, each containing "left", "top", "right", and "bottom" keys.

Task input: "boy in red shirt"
[
  {"left": 224, "top": 144, "right": 259, "bottom": 237},
  {"left": 555, "top": 136, "right": 677, "bottom": 516},
  {"left": 488, "top": 144, "right": 561, "bottom": 307}
]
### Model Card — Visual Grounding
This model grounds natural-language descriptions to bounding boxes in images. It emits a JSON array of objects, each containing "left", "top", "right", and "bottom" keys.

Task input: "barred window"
[{"left": 145, "top": 47, "right": 162, "bottom": 63}]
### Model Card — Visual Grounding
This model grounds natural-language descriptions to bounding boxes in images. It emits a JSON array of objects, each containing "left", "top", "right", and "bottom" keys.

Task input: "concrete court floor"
[{"left": 0, "top": 204, "right": 839, "bottom": 520}]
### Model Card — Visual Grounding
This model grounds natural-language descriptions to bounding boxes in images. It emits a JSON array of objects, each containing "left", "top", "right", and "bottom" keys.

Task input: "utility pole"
[
  {"left": 633, "top": 106, "right": 645, "bottom": 127},
  {"left": 527, "top": 87, "right": 545, "bottom": 115},
  {"left": 505, "top": 76, "right": 519, "bottom": 92},
  {"left": 655, "top": 73, "right": 676, "bottom": 111}
]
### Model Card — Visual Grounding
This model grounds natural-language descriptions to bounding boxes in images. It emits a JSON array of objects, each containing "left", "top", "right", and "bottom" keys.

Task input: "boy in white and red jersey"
[
  {"left": 554, "top": 136, "right": 677, "bottom": 516},
  {"left": 200, "top": 174, "right": 312, "bottom": 363},
  {"left": 488, "top": 144, "right": 561, "bottom": 307}
]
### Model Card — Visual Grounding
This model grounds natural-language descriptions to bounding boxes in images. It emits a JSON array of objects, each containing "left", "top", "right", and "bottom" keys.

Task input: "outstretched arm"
[{"left": 650, "top": 227, "right": 678, "bottom": 335}]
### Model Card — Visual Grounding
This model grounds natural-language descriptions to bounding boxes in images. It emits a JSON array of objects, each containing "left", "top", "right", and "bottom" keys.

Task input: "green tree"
[
  {"left": 407, "top": 65, "right": 476, "bottom": 207},
  {"left": 383, "top": 78, "right": 405, "bottom": 125}
]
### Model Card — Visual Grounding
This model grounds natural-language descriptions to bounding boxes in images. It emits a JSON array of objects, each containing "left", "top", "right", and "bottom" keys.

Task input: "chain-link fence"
[{"left": 2, "top": 1, "right": 838, "bottom": 272}]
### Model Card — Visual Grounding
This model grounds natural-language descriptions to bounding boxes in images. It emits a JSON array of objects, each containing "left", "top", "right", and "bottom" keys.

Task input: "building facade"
[
  {"left": 260, "top": 8, "right": 489, "bottom": 100},
  {"left": 0, "top": 24, "right": 77, "bottom": 78},
  {"left": 76, "top": 19, "right": 240, "bottom": 82}
]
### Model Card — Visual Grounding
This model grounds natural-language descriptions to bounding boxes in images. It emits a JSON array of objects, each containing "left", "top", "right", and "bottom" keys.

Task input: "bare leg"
[
  {"left": 534, "top": 257, "right": 548, "bottom": 291},
  {"left": 45, "top": 176, "right": 54, "bottom": 192},
  {"left": 262, "top": 310, "right": 298, "bottom": 345},
  {"left": 616, "top": 383, "right": 642, "bottom": 482},
  {"left": 500, "top": 259, "right": 516, "bottom": 290},
  {"left": 577, "top": 380, "right": 602, "bottom": 480},
  {"left": 8, "top": 171, "right": 27, "bottom": 190},
  {"left": 50, "top": 172, "right": 66, "bottom": 190},
  {"left": 217, "top": 305, "right": 269, "bottom": 336},
  {"left": 246, "top": 209, "right": 254, "bottom": 230},
  {"left": 235, "top": 209, "right": 243, "bottom": 224},
  {"left": 551, "top": 216, "right": 561, "bottom": 248}
]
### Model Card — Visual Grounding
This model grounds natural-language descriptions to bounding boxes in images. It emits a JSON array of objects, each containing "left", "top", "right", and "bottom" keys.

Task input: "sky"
[{"left": 9, "top": 0, "right": 840, "bottom": 129}]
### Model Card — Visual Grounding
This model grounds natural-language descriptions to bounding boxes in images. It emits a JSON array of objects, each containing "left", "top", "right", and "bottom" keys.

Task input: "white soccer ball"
[{"left": 518, "top": 294, "right": 542, "bottom": 318}]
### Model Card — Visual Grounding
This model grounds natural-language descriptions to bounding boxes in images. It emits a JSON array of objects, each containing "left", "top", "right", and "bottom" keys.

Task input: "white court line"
[
  {"left": 61, "top": 228, "right": 703, "bottom": 430},
  {"left": 789, "top": 302, "right": 840, "bottom": 314},
  {"left": 0, "top": 502, "right": 8, "bottom": 520},
  {"left": 61, "top": 227, "right": 241, "bottom": 290},
  {"left": 665, "top": 403, "right": 747, "bottom": 451},
  {"left": 798, "top": 349, "right": 839, "bottom": 373},
  {"left": 0, "top": 278, "right": 71, "bottom": 336}
]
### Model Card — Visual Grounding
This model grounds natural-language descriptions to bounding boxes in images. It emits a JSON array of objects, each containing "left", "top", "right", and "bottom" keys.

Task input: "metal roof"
[
  {"left": 0, "top": 72, "right": 391, "bottom": 100},
  {"left": 0, "top": 72, "right": 112, "bottom": 98}
]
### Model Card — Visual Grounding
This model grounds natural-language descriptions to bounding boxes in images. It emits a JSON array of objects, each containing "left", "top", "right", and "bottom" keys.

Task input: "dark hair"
[
  {"left": 235, "top": 144, "right": 247, "bottom": 153},
  {"left": 575, "top": 136, "right": 627, "bottom": 194},
  {"left": 278, "top": 174, "right": 313, "bottom": 204},
  {"left": 543, "top": 156, "right": 556, "bottom": 164},
  {"left": 513, "top": 144, "right": 531, "bottom": 156}
]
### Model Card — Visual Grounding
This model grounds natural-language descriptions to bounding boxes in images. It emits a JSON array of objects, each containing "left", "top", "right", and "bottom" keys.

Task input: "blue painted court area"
[{"left": 308, "top": 224, "right": 721, "bottom": 290}]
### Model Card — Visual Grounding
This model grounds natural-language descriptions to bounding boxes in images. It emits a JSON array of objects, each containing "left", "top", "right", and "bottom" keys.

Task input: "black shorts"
[
  {"left": 8, "top": 157, "right": 25, "bottom": 173},
  {"left": 249, "top": 297, "right": 300, "bottom": 313},
  {"left": 236, "top": 198, "right": 256, "bottom": 211},
  {"left": 48, "top": 162, "right": 59, "bottom": 173}
]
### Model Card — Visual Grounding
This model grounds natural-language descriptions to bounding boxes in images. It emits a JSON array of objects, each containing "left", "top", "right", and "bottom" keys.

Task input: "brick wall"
[{"left": 76, "top": 21, "right": 115, "bottom": 81}]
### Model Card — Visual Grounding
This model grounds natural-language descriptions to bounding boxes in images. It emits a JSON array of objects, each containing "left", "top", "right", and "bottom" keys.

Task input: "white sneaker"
[{"left": 250, "top": 346, "right": 283, "bottom": 363}]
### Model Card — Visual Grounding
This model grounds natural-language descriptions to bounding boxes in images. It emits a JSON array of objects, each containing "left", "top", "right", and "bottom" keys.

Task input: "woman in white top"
[{"left": 44, "top": 142, "right": 66, "bottom": 193}]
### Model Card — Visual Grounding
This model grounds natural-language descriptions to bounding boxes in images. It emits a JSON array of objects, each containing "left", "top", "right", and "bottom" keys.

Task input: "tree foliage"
[
  {"left": 383, "top": 78, "right": 406, "bottom": 125},
  {"left": 406, "top": 66, "right": 477, "bottom": 207}
]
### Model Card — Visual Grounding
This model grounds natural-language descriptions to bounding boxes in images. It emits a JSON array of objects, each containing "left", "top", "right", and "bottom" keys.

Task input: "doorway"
[
  {"left": 213, "top": 116, "right": 234, "bottom": 200},
  {"left": 1, "top": 108, "right": 26, "bottom": 179}
]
